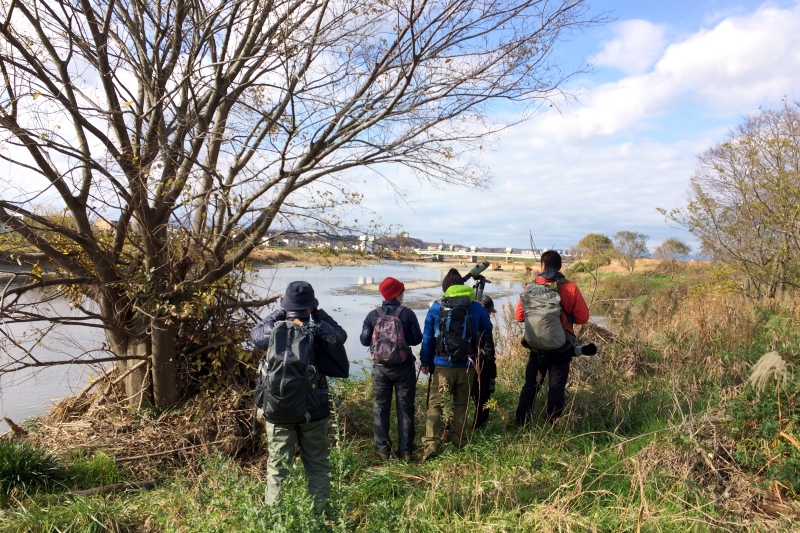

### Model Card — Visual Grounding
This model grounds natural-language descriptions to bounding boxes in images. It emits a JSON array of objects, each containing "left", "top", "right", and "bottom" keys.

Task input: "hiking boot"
[
  {"left": 421, "top": 449, "right": 439, "bottom": 463},
  {"left": 398, "top": 452, "right": 412, "bottom": 462},
  {"left": 377, "top": 451, "right": 392, "bottom": 461}
]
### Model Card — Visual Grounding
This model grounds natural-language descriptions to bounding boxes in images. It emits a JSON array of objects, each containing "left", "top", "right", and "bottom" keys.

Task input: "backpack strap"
[
  {"left": 377, "top": 304, "right": 405, "bottom": 316},
  {"left": 553, "top": 278, "right": 576, "bottom": 342}
]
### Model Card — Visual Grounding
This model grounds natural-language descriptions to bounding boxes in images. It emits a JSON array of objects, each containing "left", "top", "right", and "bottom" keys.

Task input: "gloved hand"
[
  {"left": 582, "top": 343, "right": 597, "bottom": 355},
  {"left": 308, "top": 318, "right": 336, "bottom": 342}
]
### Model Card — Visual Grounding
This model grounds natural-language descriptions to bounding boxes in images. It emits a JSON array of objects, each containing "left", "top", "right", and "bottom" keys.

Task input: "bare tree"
[
  {"left": 653, "top": 237, "right": 691, "bottom": 279},
  {"left": 662, "top": 101, "right": 800, "bottom": 297},
  {"left": 0, "top": 0, "right": 600, "bottom": 407},
  {"left": 613, "top": 230, "right": 648, "bottom": 274}
]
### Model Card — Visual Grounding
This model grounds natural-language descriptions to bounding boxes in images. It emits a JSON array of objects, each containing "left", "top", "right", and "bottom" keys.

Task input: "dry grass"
[
  {"left": 247, "top": 247, "right": 299, "bottom": 264},
  {"left": 28, "top": 377, "right": 266, "bottom": 479},
  {"left": 594, "top": 258, "right": 712, "bottom": 276},
  {"left": 749, "top": 352, "right": 791, "bottom": 394}
]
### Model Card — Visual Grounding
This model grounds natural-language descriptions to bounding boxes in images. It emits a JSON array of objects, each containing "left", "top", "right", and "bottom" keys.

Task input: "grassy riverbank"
[{"left": 2, "top": 261, "right": 799, "bottom": 531}]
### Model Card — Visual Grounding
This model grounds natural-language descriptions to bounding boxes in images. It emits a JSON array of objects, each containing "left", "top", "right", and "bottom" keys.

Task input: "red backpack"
[{"left": 371, "top": 306, "right": 410, "bottom": 365}]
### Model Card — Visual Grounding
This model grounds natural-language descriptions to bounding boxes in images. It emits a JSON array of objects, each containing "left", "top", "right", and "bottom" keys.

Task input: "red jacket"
[{"left": 515, "top": 275, "right": 590, "bottom": 334}]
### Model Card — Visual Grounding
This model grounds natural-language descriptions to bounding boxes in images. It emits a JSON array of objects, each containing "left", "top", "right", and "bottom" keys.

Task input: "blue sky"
[{"left": 364, "top": 0, "right": 800, "bottom": 251}]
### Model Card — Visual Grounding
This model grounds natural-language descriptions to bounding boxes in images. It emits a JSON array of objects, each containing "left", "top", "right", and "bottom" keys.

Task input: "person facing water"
[
  {"left": 359, "top": 277, "right": 422, "bottom": 461},
  {"left": 250, "top": 281, "right": 349, "bottom": 516},
  {"left": 419, "top": 268, "right": 492, "bottom": 462},
  {"left": 513, "top": 251, "right": 591, "bottom": 426}
]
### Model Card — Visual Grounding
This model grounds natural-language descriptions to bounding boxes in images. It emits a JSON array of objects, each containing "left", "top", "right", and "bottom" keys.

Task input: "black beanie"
[{"left": 442, "top": 268, "right": 464, "bottom": 292}]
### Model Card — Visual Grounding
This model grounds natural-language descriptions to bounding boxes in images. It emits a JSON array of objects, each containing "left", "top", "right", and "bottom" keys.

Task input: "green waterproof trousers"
[
  {"left": 265, "top": 417, "right": 330, "bottom": 514},
  {"left": 422, "top": 366, "right": 475, "bottom": 454}
]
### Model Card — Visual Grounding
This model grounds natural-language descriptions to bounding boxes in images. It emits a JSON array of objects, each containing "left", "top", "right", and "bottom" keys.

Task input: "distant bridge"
[{"left": 413, "top": 249, "right": 547, "bottom": 263}]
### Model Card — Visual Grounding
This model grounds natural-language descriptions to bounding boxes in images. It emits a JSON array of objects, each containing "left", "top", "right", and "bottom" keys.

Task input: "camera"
[{"left": 574, "top": 343, "right": 598, "bottom": 356}]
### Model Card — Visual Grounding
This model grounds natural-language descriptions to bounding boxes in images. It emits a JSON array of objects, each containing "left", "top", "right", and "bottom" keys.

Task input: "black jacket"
[
  {"left": 250, "top": 307, "right": 349, "bottom": 422},
  {"left": 360, "top": 300, "right": 423, "bottom": 365}
]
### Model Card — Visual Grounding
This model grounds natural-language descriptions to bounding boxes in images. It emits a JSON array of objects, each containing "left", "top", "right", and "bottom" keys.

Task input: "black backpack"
[
  {"left": 254, "top": 320, "right": 325, "bottom": 424},
  {"left": 435, "top": 296, "right": 474, "bottom": 363},
  {"left": 371, "top": 306, "right": 410, "bottom": 365}
]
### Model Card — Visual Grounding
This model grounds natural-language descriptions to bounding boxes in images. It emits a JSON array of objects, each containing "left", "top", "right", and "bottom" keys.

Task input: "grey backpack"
[
  {"left": 520, "top": 279, "right": 568, "bottom": 352},
  {"left": 255, "top": 320, "right": 324, "bottom": 424}
]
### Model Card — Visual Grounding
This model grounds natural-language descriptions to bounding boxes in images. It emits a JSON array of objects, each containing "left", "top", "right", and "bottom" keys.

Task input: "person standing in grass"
[
  {"left": 360, "top": 277, "right": 423, "bottom": 461},
  {"left": 514, "top": 250, "right": 590, "bottom": 426},
  {"left": 250, "top": 281, "right": 349, "bottom": 516},
  {"left": 419, "top": 268, "right": 493, "bottom": 461},
  {"left": 471, "top": 295, "right": 497, "bottom": 429}
]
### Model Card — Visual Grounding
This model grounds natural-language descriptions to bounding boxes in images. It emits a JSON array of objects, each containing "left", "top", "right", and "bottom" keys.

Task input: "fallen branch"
[
  {"left": 2, "top": 417, "right": 28, "bottom": 438},
  {"left": 71, "top": 480, "right": 158, "bottom": 498},
  {"left": 117, "top": 439, "right": 228, "bottom": 462}
]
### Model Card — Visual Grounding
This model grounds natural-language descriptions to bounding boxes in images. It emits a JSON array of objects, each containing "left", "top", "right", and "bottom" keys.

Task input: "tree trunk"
[
  {"left": 151, "top": 319, "right": 179, "bottom": 408},
  {"left": 105, "top": 317, "right": 154, "bottom": 409},
  {"left": 127, "top": 335, "right": 152, "bottom": 409}
]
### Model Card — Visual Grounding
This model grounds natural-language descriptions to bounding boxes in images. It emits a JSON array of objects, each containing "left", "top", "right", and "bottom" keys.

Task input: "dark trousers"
[
  {"left": 372, "top": 363, "right": 417, "bottom": 455},
  {"left": 515, "top": 347, "right": 572, "bottom": 425},
  {"left": 470, "top": 362, "right": 495, "bottom": 430}
]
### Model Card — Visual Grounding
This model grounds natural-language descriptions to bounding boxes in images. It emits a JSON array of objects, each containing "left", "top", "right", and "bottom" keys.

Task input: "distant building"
[{"left": 358, "top": 235, "right": 375, "bottom": 254}]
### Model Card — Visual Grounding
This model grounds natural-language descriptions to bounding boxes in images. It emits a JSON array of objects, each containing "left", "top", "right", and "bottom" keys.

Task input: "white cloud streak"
[
  {"left": 592, "top": 20, "right": 668, "bottom": 75},
  {"left": 373, "top": 1, "right": 800, "bottom": 251}
]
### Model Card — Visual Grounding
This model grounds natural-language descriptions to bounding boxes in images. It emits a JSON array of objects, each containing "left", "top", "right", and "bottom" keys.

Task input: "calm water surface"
[{"left": 1, "top": 262, "right": 525, "bottom": 433}]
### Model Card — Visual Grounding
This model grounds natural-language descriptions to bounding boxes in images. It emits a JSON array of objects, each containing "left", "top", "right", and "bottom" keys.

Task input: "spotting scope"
[{"left": 462, "top": 260, "right": 490, "bottom": 283}]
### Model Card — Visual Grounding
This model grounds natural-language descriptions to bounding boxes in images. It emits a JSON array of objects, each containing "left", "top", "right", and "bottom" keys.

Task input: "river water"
[{"left": 1, "top": 262, "right": 525, "bottom": 434}]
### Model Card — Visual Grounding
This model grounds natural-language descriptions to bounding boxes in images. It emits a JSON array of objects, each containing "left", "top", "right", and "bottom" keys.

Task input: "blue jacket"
[{"left": 420, "top": 284, "right": 492, "bottom": 369}]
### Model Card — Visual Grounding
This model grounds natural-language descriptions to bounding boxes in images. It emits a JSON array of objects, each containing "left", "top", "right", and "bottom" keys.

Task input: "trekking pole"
[
  {"left": 251, "top": 406, "right": 262, "bottom": 438},
  {"left": 425, "top": 368, "right": 433, "bottom": 410}
]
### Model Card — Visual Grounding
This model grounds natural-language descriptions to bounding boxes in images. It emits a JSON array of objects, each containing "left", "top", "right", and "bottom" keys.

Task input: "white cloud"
[
  {"left": 592, "top": 20, "right": 668, "bottom": 75},
  {"left": 369, "top": 2, "right": 800, "bottom": 251},
  {"left": 524, "top": 3, "right": 800, "bottom": 145},
  {"left": 656, "top": 4, "right": 800, "bottom": 110}
]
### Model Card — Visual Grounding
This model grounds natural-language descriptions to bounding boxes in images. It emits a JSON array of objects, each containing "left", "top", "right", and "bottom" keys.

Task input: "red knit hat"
[{"left": 379, "top": 277, "right": 405, "bottom": 301}]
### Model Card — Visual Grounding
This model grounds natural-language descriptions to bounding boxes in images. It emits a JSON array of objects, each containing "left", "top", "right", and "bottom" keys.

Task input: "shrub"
[
  {"left": 65, "top": 451, "right": 124, "bottom": 490},
  {"left": 728, "top": 352, "right": 800, "bottom": 496},
  {"left": 0, "top": 440, "right": 65, "bottom": 497}
]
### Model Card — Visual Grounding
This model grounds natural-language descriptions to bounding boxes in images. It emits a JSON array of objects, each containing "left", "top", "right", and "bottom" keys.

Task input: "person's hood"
[
  {"left": 536, "top": 269, "right": 566, "bottom": 283},
  {"left": 443, "top": 284, "right": 475, "bottom": 300}
]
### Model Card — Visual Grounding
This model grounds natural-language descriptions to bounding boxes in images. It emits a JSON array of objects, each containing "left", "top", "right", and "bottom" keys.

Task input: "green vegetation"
[
  {"left": 0, "top": 441, "right": 64, "bottom": 498},
  {"left": 1, "top": 263, "right": 799, "bottom": 531}
]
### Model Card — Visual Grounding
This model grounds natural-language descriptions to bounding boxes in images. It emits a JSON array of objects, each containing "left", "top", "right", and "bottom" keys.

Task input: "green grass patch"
[
  {"left": 0, "top": 441, "right": 65, "bottom": 499},
  {"left": 3, "top": 264, "right": 799, "bottom": 530}
]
